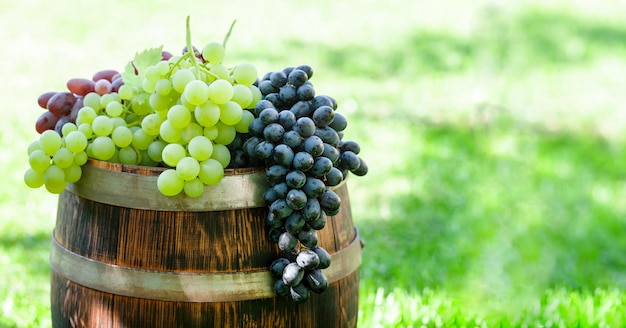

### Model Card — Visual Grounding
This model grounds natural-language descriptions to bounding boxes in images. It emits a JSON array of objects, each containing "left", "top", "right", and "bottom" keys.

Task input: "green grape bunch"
[{"left": 24, "top": 18, "right": 261, "bottom": 197}]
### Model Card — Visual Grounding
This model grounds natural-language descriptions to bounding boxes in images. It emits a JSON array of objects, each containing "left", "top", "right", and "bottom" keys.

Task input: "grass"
[{"left": 2, "top": 0, "right": 626, "bottom": 327}]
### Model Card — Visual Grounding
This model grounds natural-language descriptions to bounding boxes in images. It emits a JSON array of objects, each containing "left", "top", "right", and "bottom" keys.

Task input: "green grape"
[
  {"left": 247, "top": 85, "right": 262, "bottom": 109},
  {"left": 52, "top": 148, "right": 74, "bottom": 168},
  {"left": 162, "top": 143, "right": 186, "bottom": 167},
  {"left": 202, "top": 42, "right": 225, "bottom": 64},
  {"left": 144, "top": 66, "right": 160, "bottom": 82},
  {"left": 73, "top": 151, "right": 88, "bottom": 166},
  {"left": 183, "top": 178, "right": 204, "bottom": 198},
  {"left": 204, "top": 126, "right": 218, "bottom": 140},
  {"left": 39, "top": 130, "right": 63, "bottom": 156},
  {"left": 64, "top": 131, "right": 88, "bottom": 153},
  {"left": 167, "top": 104, "right": 191, "bottom": 129},
  {"left": 63, "top": 164, "right": 82, "bottom": 183},
  {"left": 176, "top": 156, "right": 200, "bottom": 181},
  {"left": 233, "top": 63, "right": 258, "bottom": 86},
  {"left": 61, "top": 123, "right": 78, "bottom": 137},
  {"left": 159, "top": 120, "right": 183, "bottom": 144},
  {"left": 131, "top": 99, "right": 152, "bottom": 116},
  {"left": 100, "top": 94, "right": 115, "bottom": 108},
  {"left": 106, "top": 101, "right": 125, "bottom": 117},
  {"left": 171, "top": 69, "right": 195, "bottom": 93},
  {"left": 157, "top": 169, "right": 185, "bottom": 196},
  {"left": 210, "top": 143, "right": 231, "bottom": 168},
  {"left": 183, "top": 80, "right": 210, "bottom": 106},
  {"left": 112, "top": 126, "right": 133, "bottom": 148},
  {"left": 156, "top": 61, "right": 170, "bottom": 76},
  {"left": 78, "top": 123, "right": 93, "bottom": 139},
  {"left": 76, "top": 106, "right": 97, "bottom": 125},
  {"left": 43, "top": 165, "right": 66, "bottom": 194},
  {"left": 231, "top": 84, "right": 253, "bottom": 108},
  {"left": 132, "top": 128, "right": 154, "bottom": 150},
  {"left": 24, "top": 168, "right": 45, "bottom": 188},
  {"left": 92, "top": 116, "right": 114, "bottom": 137},
  {"left": 194, "top": 101, "right": 220, "bottom": 127},
  {"left": 27, "top": 140, "right": 42, "bottom": 155},
  {"left": 139, "top": 149, "right": 158, "bottom": 167},
  {"left": 209, "top": 64, "right": 230, "bottom": 80},
  {"left": 219, "top": 101, "right": 243, "bottom": 126},
  {"left": 208, "top": 79, "right": 233, "bottom": 105},
  {"left": 111, "top": 117, "right": 126, "bottom": 128},
  {"left": 118, "top": 146, "right": 141, "bottom": 165},
  {"left": 213, "top": 121, "right": 236, "bottom": 145},
  {"left": 234, "top": 109, "right": 255, "bottom": 133},
  {"left": 187, "top": 135, "right": 213, "bottom": 161},
  {"left": 149, "top": 92, "right": 172, "bottom": 112},
  {"left": 118, "top": 84, "right": 134, "bottom": 100},
  {"left": 83, "top": 92, "right": 102, "bottom": 111},
  {"left": 141, "top": 113, "right": 163, "bottom": 136},
  {"left": 155, "top": 79, "right": 172, "bottom": 96},
  {"left": 198, "top": 158, "right": 224, "bottom": 185},
  {"left": 181, "top": 122, "right": 203, "bottom": 144},
  {"left": 91, "top": 136, "right": 116, "bottom": 160},
  {"left": 147, "top": 140, "right": 167, "bottom": 163},
  {"left": 142, "top": 78, "right": 157, "bottom": 93},
  {"left": 29, "top": 149, "right": 51, "bottom": 172}
]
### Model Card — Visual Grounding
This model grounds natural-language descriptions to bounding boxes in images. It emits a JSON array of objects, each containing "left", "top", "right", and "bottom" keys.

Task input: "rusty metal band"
[
  {"left": 65, "top": 164, "right": 347, "bottom": 211},
  {"left": 49, "top": 229, "right": 362, "bottom": 302}
]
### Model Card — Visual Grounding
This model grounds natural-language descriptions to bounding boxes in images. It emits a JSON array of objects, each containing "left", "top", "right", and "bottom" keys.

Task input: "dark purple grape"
[
  {"left": 311, "top": 246, "right": 331, "bottom": 269},
  {"left": 312, "top": 105, "right": 335, "bottom": 127},
  {"left": 311, "top": 95, "right": 333, "bottom": 109},
  {"left": 270, "top": 258, "right": 291, "bottom": 277},
  {"left": 329, "top": 112, "right": 347, "bottom": 132},
  {"left": 259, "top": 80, "right": 278, "bottom": 95},
  {"left": 297, "top": 226, "right": 318, "bottom": 248},
  {"left": 259, "top": 108, "right": 279, "bottom": 125},
  {"left": 304, "top": 136, "right": 324, "bottom": 157},
  {"left": 325, "top": 167, "right": 344, "bottom": 187},
  {"left": 270, "top": 199, "right": 294, "bottom": 220},
  {"left": 301, "top": 197, "right": 321, "bottom": 222},
  {"left": 248, "top": 118, "right": 266, "bottom": 138},
  {"left": 339, "top": 140, "right": 361, "bottom": 154},
  {"left": 267, "top": 212, "right": 285, "bottom": 230},
  {"left": 278, "top": 232, "right": 298, "bottom": 254},
  {"left": 293, "top": 152, "right": 314, "bottom": 172},
  {"left": 293, "top": 117, "right": 316, "bottom": 138},
  {"left": 266, "top": 164, "right": 288, "bottom": 184},
  {"left": 264, "top": 93, "right": 284, "bottom": 109},
  {"left": 285, "top": 170, "right": 307, "bottom": 189},
  {"left": 279, "top": 84, "right": 297, "bottom": 106},
  {"left": 277, "top": 110, "right": 296, "bottom": 130},
  {"left": 282, "top": 66, "right": 295, "bottom": 76},
  {"left": 296, "top": 83, "right": 315, "bottom": 101},
  {"left": 254, "top": 99, "right": 275, "bottom": 116},
  {"left": 338, "top": 151, "right": 361, "bottom": 171},
  {"left": 270, "top": 71, "right": 288, "bottom": 88},
  {"left": 290, "top": 283, "right": 310, "bottom": 303},
  {"left": 287, "top": 69, "right": 308, "bottom": 87},
  {"left": 274, "top": 279, "right": 291, "bottom": 297},
  {"left": 351, "top": 157, "right": 369, "bottom": 176},
  {"left": 308, "top": 211, "right": 327, "bottom": 230},
  {"left": 314, "top": 126, "right": 340, "bottom": 147},
  {"left": 322, "top": 143, "right": 340, "bottom": 163},
  {"left": 273, "top": 144, "right": 294, "bottom": 167},
  {"left": 283, "top": 130, "right": 303, "bottom": 149},
  {"left": 302, "top": 177, "right": 325, "bottom": 199},
  {"left": 285, "top": 210, "right": 306, "bottom": 234},
  {"left": 282, "top": 263, "right": 304, "bottom": 286},
  {"left": 310, "top": 157, "right": 333, "bottom": 178},
  {"left": 319, "top": 189, "right": 341, "bottom": 214},
  {"left": 295, "top": 65, "right": 313, "bottom": 79},
  {"left": 286, "top": 189, "right": 307, "bottom": 211},
  {"left": 305, "top": 269, "right": 328, "bottom": 293},
  {"left": 296, "top": 249, "right": 320, "bottom": 270},
  {"left": 290, "top": 101, "right": 313, "bottom": 118},
  {"left": 255, "top": 141, "right": 274, "bottom": 159}
]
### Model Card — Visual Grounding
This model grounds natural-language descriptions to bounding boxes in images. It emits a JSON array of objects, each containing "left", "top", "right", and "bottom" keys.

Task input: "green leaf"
[{"left": 121, "top": 46, "right": 163, "bottom": 89}]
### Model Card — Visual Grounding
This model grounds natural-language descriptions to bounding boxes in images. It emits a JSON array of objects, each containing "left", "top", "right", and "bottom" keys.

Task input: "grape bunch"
[
  {"left": 25, "top": 21, "right": 262, "bottom": 198},
  {"left": 240, "top": 65, "right": 368, "bottom": 302}
]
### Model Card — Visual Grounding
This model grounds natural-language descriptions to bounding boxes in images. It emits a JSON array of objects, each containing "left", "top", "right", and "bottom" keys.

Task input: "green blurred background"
[{"left": 2, "top": 0, "right": 626, "bottom": 326}]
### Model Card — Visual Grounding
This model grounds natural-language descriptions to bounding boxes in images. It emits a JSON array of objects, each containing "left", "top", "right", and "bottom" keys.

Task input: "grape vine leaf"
[{"left": 121, "top": 46, "right": 164, "bottom": 90}]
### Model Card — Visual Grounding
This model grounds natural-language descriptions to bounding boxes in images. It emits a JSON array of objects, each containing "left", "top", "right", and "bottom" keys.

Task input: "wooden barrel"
[{"left": 49, "top": 160, "right": 361, "bottom": 327}]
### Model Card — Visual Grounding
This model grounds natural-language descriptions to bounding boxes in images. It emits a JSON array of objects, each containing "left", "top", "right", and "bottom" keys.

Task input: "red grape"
[
  {"left": 37, "top": 91, "right": 57, "bottom": 109},
  {"left": 47, "top": 92, "right": 76, "bottom": 118},
  {"left": 35, "top": 111, "right": 58, "bottom": 133},
  {"left": 66, "top": 78, "right": 95, "bottom": 96},
  {"left": 92, "top": 69, "right": 119, "bottom": 82}
]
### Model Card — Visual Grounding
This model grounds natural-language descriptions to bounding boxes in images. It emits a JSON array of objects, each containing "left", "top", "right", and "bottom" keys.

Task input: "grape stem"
[
  {"left": 223, "top": 20, "right": 237, "bottom": 48},
  {"left": 186, "top": 16, "right": 200, "bottom": 79}
]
